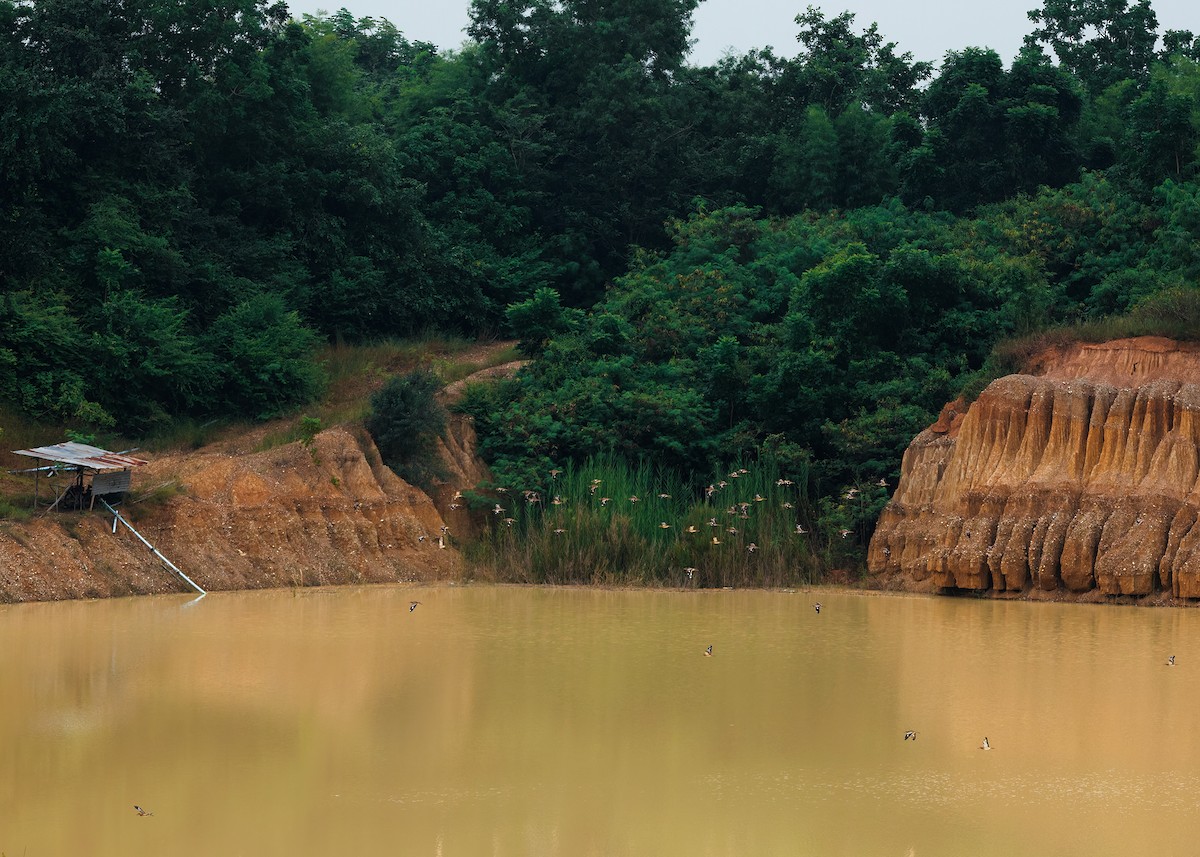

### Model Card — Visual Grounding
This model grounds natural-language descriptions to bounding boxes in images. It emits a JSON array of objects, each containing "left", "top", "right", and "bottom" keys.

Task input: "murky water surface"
[{"left": 3, "top": 585, "right": 1200, "bottom": 856}]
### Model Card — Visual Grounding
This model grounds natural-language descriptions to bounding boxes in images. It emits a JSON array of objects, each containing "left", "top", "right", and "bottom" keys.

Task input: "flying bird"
[
  {"left": 134, "top": 805, "right": 153, "bottom": 817},
  {"left": 839, "top": 528, "right": 852, "bottom": 539},
  {"left": 659, "top": 521, "right": 671, "bottom": 529},
  {"left": 409, "top": 601, "right": 421, "bottom": 612},
  {"left": 747, "top": 543, "right": 758, "bottom": 552},
  {"left": 684, "top": 567, "right": 696, "bottom": 579},
  {"left": 795, "top": 524, "right": 808, "bottom": 534},
  {"left": 814, "top": 602, "right": 821, "bottom": 614},
  {"left": 904, "top": 730, "right": 918, "bottom": 741},
  {"left": 686, "top": 525, "right": 699, "bottom": 534}
]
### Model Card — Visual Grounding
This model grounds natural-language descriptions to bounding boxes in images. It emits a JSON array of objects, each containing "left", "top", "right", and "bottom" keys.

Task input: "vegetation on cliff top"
[{"left": 3, "top": 0, "right": 1200, "bottom": 566}]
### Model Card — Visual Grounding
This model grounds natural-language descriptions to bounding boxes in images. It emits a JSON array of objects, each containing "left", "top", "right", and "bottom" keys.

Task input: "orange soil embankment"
[{"left": 869, "top": 337, "right": 1200, "bottom": 601}]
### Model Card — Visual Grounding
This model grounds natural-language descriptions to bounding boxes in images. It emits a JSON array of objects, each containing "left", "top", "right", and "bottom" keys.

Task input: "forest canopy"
[{"left": 2, "top": 0, "right": 1199, "bottom": 537}]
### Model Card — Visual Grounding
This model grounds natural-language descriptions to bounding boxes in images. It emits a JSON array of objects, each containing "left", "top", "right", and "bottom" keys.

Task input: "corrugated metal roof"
[{"left": 12, "top": 442, "right": 148, "bottom": 471}]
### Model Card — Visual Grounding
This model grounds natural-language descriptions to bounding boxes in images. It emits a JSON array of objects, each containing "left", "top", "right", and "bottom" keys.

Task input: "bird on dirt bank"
[
  {"left": 704, "top": 645, "right": 713, "bottom": 657},
  {"left": 134, "top": 805, "right": 153, "bottom": 816},
  {"left": 409, "top": 601, "right": 421, "bottom": 612},
  {"left": 904, "top": 730, "right": 918, "bottom": 741}
]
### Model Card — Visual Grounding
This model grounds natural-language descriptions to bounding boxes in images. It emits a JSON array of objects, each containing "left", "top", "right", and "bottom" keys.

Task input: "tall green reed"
[{"left": 470, "top": 455, "right": 824, "bottom": 587}]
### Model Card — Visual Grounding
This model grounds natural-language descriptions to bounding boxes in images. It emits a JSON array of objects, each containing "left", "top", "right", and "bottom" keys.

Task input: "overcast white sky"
[{"left": 287, "top": 0, "right": 1197, "bottom": 67}]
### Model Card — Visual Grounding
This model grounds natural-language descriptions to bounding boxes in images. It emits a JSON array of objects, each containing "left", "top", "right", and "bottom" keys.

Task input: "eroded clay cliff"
[
  {"left": 0, "top": 426, "right": 473, "bottom": 602},
  {"left": 869, "top": 337, "right": 1200, "bottom": 600}
]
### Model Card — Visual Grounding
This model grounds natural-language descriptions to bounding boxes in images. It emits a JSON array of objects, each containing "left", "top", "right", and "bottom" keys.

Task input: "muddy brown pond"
[{"left": 3, "top": 585, "right": 1200, "bottom": 856}]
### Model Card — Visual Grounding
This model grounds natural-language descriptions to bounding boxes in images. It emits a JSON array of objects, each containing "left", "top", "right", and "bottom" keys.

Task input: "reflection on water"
[{"left": 3, "top": 585, "right": 1200, "bottom": 857}]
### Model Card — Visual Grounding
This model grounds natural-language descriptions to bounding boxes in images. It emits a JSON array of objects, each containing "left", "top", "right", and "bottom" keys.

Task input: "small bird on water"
[
  {"left": 409, "top": 601, "right": 421, "bottom": 612},
  {"left": 980, "top": 737, "right": 991, "bottom": 750},
  {"left": 814, "top": 602, "right": 821, "bottom": 614},
  {"left": 1167, "top": 655, "right": 1176, "bottom": 666},
  {"left": 134, "top": 805, "right": 153, "bottom": 816},
  {"left": 704, "top": 645, "right": 713, "bottom": 657},
  {"left": 904, "top": 730, "right": 918, "bottom": 741}
]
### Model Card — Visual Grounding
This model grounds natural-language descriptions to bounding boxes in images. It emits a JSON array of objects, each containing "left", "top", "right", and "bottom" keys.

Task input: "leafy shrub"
[
  {"left": 365, "top": 369, "right": 448, "bottom": 491},
  {"left": 204, "top": 295, "right": 325, "bottom": 421}
]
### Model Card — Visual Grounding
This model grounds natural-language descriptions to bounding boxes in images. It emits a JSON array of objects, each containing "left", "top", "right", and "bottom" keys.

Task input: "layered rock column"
[{"left": 869, "top": 338, "right": 1200, "bottom": 598}]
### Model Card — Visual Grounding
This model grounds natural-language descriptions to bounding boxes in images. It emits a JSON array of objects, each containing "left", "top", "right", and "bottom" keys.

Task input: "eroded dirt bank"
[
  {"left": 0, "top": 423, "right": 485, "bottom": 603},
  {"left": 868, "top": 337, "right": 1200, "bottom": 602}
]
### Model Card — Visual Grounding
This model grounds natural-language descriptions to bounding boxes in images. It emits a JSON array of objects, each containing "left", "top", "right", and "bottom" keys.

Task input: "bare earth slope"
[
  {"left": 0, "top": 427, "right": 464, "bottom": 602},
  {"left": 0, "top": 351, "right": 522, "bottom": 603},
  {"left": 868, "top": 337, "right": 1200, "bottom": 600}
]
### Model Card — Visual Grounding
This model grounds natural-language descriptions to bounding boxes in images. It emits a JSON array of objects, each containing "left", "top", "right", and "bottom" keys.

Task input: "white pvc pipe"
[{"left": 99, "top": 499, "right": 206, "bottom": 595}]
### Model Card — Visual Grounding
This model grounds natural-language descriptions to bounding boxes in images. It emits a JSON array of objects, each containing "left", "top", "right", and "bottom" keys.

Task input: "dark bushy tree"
[{"left": 366, "top": 369, "right": 448, "bottom": 490}]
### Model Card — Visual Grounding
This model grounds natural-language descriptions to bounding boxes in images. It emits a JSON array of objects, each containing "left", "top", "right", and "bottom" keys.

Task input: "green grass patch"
[
  {"left": 961, "top": 286, "right": 1200, "bottom": 403},
  {"left": 126, "top": 479, "right": 186, "bottom": 510}
]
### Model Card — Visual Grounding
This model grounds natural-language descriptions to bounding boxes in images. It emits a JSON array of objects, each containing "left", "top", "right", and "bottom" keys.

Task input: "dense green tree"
[{"left": 1026, "top": 0, "right": 1160, "bottom": 94}]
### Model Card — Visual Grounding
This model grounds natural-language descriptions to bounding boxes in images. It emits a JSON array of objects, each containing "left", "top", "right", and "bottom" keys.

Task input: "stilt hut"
[{"left": 11, "top": 442, "right": 148, "bottom": 511}]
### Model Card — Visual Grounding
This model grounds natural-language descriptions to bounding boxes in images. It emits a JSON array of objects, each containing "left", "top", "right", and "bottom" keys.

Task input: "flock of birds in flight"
[{"left": 434, "top": 470, "right": 891, "bottom": 555}]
